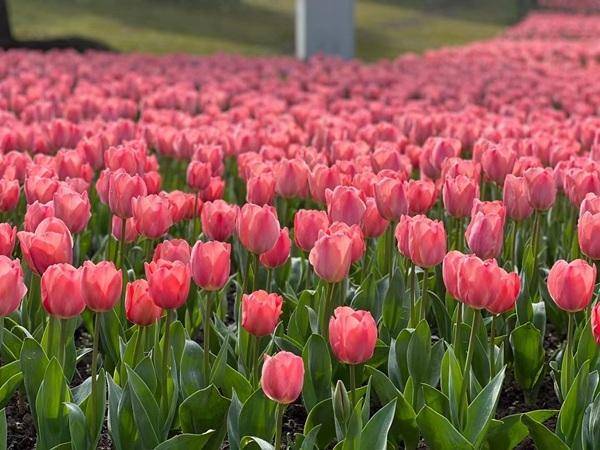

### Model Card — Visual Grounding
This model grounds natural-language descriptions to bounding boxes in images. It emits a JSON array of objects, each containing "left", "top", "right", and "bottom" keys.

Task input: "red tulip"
[
  {"left": 309, "top": 231, "right": 353, "bottom": 283},
  {"left": 201, "top": 200, "right": 239, "bottom": 241},
  {"left": 547, "top": 259, "right": 596, "bottom": 313},
  {"left": 293, "top": 209, "right": 330, "bottom": 252},
  {"left": 503, "top": 175, "right": 533, "bottom": 221},
  {"left": 153, "top": 239, "right": 191, "bottom": 265},
  {"left": 145, "top": 259, "right": 191, "bottom": 309},
  {"left": 0, "top": 178, "right": 19, "bottom": 212},
  {"left": 81, "top": 261, "right": 122, "bottom": 312},
  {"left": 442, "top": 175, "right": 479, "bottom": 218},
  {"left": 0, "top": 256, "right": 27, "bottom": 316},
  {"left": 186, "top": 161, "right": 212, "bottom": 191},
  {"left": 237, "top": 203, "right": 280, "bottom": 254},
  {"left": 326, "top": 186, "right": 366, "bottom": 227},
  {"left": 260, "top": 227, "right": 291, "bottom": 269},
  {"left": 405, "top": 179, "right": 437, "bottom": 216},
  {"left": 362, "top": 197, "right": 389, "bottom": 238},
  {"left": 125, "top": 279, "right": 163, "bottom": 326},
  {"left": 329, "top": 306, "right": 377, "bottom": 365},
  {"left": 108, "top": 169, "right": 147, "bottom": 218},
  {"left": 111, "top": 215, "right": 138, "bottom": 243},
  {"left": 274, "top": 158, "right": 309, "bottom": 199},
  {"left": 246, "top": 173, "right": 275, "bottom": 206},
  {"left": 242, "top": 290, "right": 283, "bottom": 336},
  {"left": 53, "top": 186, "right": 91, "bottom": 233},
  {"left": 190, "top": 240, "right": 231, "bottom": 291},
  {"left": 132, "top": 194, "right": 173, "bottom": 239},
  {"left": 18, "top": 217, "right": 73, "bottom": 275},
  {"left": 524, "top": 167, "right": 556, "bottom": 211},
  {"left": 41, "top": 263, "right": 85, "bottom": 318},
  {"left": 407, "top": 215, "right": 447, "bottom": 268},
  {"left": 591, "top": 304, "right": 600, "bottom": 345},
  {"left": 374, "top": 177, "right": 408, "bottom": 221},
  {"left": 261, "top": 351, "right": 304, "bottom": 404},
  {"left": 0, "top": 223, "right": 16, "bottom": 257}
]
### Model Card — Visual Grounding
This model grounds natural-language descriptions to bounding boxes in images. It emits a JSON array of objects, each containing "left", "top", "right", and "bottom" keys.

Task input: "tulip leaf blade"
[
  {"left": 304, "top": 397, "right": 336, "bottom": 449},
  {"left": 20, "top": 336, "right": 49, "bottom": 422},
  {"left": 509, "top": 322, "right": 545, "bottom": 393},
  {"left": 154, "top": 431, "right": 215, "bottom": 450},
  {"left": 302, "top": 333, "right": 332, "bottom": 411},
  {"left": 0, "top": 408, "right": 6, "bottom": 450},
  {"left": 416, "top": 405, "right": 474, "bottom": 450},
  {"left": 125, "top": 365, "right": 161, "bottom": 449},
  {"left": 521, "top": 414, "right": 569, "bottom": 450},
  {"left": 239, "top": 389, "right": 277, "bottom": 444},
  {"left": 65, "top": 402, "right": 89, "bottom": 450},
  {"left": 361, "top": 398, "right": 396, "bottom": 450},
  {"left": 240, "top": 436, "right": 275, "bottom": 450},
  {"left": 485, "top": 409, "right": 557, "bottom": 450}
]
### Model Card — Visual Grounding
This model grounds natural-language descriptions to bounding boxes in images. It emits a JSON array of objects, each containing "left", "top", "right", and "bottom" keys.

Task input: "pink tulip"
[
  {"left": 125, "top": 279, "right": 163, "bottom": 326},
  {"left": 237, "top": 203, "right": 280, "bottom": 254},
  {"left": 0, "top": 223, "right": 16, "bottom": 257},
  {"left": 0, "top": 178, "right": 19, "bottom": 212},
  {"left": 309, "top": 231, "right": 352, "bottom": 283},
  {"left": 592, "top": 304, "right": 600, "bottom": 345},
  {"left": 274, "top": 158, "right": 309, "bottom": 198},
  {"left": 524, "top": 167, "right": 556, "bottom": 211},
  {"left": 293, "top": 209, "right": 330, "bottom": 252},
  {"left": 442, "top": 175, "right": 479, "bottom": 218},
  {"left": 329, "top": 306, "right": 377, "bottom": 365},
  {"left": 153, "top": 239, "right": 191, "bottom": 264},
  {"left": 111, "top": 215, "right": 138, "bottom": 243},
  {"left": 24, "top": 176, "right": 59, "bottom": 204},
  {"left": 309, "top": 164, "right": 343, "bottom": 203},
  {"left": 41, "top": 263, "right": 85, "bottom": 318},
  {"left": 481, "top": 143, "right": 516, "bottom": 185},
  {"left": 362, "top": 197, "right": 389, "bottom": 238},
  {"left": 503, "top": 175, "right": 533, "bottom": 221},
  {"left": 145, "top": 259, "right": 191, "bottom": 309},
  {"left": 547, "top": 259, "right": 596, "bottom": 313},
  {"left": 261, "top": 351, "right": 304, "bottom": 404},
  {"left": 190, "top": 240, "right": 231, "bottom": 291},
  {"left": 201, "top": 200, "right": 239, "bottom": 242},
  {"left": 246, "top": 173, "right": 275, "bottom": 206},
  {"left": 108, "top": 169, "right": 147, "bottom": 218},
  {"left": 326, "top": 186, "right": 366, "bottom": 227},
  {"left": 442, "top": 250, "right": 466, "bottom": 299},
  {"left": 242, "top": 290, "right": 283, "bottom": 336},
  {"left": 405, "top": 179, "right": 437, "bottom": 216},
  {"left": 81, "top": 261, "right": 122, "bottom": 312},
  {"left": 132, "top": 194, "right": 173, "bottom": 239},
  {"left": 260, "top": 227, "right": 291, "bottom": 269},
  {"left": 374, "top": 177, "right": 408, "bottom": 221},
  {"left": 407, "top": 215, "right": 447, "bottom": 268},
  {"left": 328, "top": 222, "right": 366, "bottom": 264},
  {"left": 18, "top": 217, "right": 73, "bottom": 275},
  {"left": 186, "top": 161, "right": 212, "bottom": 191},
  {"left": 53, "top": 186, "right": 91, "bottom": 233},
  {"left": 0, "top": 256, "right": 27, "bottom": 316}
]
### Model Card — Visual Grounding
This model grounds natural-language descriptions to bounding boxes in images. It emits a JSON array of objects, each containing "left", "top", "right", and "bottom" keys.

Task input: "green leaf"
[
  {"left": 20, "top": 337, "right": 49, "bottom": 421},
  {"left": 36, "top": 358, "right": 71, "bottom": 450},
  {"left": 361, "top": 399, "right": 396, "bottom": 450},
  {"left": 304, "top": 397, "right": 336, "bottom": 449},
  {"left": 180, "top": 340, "right": 204, "bottom": 398},
  {"left": 421, "top": 384, "right": 449, "bottom": 417},
  {"left": 126, "top": 365, "right": 161, "bottom": 449},
  {"left": 227, "top": 390, "right": 243, "bottom": 450},
  {"left": 299, "top": 424, "right": 321, "bottom": 450},
  {"left": 66, "top": 403, "right": 89, "bottom": 450},
  {"left": 522, "top": 415, "right": 569, "bottom": 450},
  {"left": 342, "top": 400, "right": 362, "bottom": 450},
  {"left": 510, "top": 322, "right": 545, "bottom": 392},
  {"left": 416, "top": 406, "right": 474, "bottom": 450},
  {"left": 407, "top": 320, "right": 431, "bottom": 386},
  {"left": 106, "top": 375, "right": 124, "bottom": 450},
  {"left": 302, "top": 334, "right": 332, "bottom": 411},
  {"left": 239, "top": 389, "right": 277, "bottom": 443},
  {"left": 382, "top": 272, "right": 407, "bottom": 336},
  {"left": 0, "top": 368, "right": 22, "bottom": 409},
  {"left": 486, "top": 410, "right": 558, "bottom": 450},
  {"left": 179, "top": 384, "right": 230, "bottom": 450},
  {"left": 464, "top": 367, "right": 506, "bottom": 447},
  {"left": 154, "top": 431, "right": 215, "bottom": 450},
  {"left": 241, "top": 436, "right": 275, "bottom": 450},
  {"left": 0, "top": 408, "right": 6, "bottom": 450}
]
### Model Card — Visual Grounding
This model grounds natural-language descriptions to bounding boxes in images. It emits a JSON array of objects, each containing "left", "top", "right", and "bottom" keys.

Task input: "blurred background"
[{"left": 0, "top": 0, "right": 533, "bottom": 60}]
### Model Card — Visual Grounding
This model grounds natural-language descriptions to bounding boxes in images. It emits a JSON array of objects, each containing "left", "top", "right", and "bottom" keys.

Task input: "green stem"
[
  {"left": 251, "top": 253, "right": 259, "bottom": 292},
  {"left": 453, "top": 302, "right": 463, "bottom": 350},
  {"left": 274, "top": 403, "right": 286, "bottom": 449},
  {"left": 419, "top": 268, "right": 429, "bottom": 323},
  {"left": 531, "top": 211, "right": 541, "bottom": 283},
  {"left": 90, "top": 312, "right": 102, "bottom": 422},
  {"left": 266, "top": 269, "right": 273, "bottom": 291},
  {"left": 132, "top": 325, "right": 145, "bottom": 368},
  {"left": 191, "top": 191, "right": 200, "bottom": 241},
  {"left": 459, "top": 309, "right": 481, "bottom": 426},
  {"left": 349, "top": 364, "right": 357, "bottom": 408},
  {"left": 388, "top": 221, "right": 396, "bottom": 280},
  {"left": 249, "top": 335, "right": 258, "bottom": 386},
  {"left": 161, "top": 309, "right": 174, "bottom": 408},
  {"left": 58, "top": 319, "right": 70, "bottom": 402},
  {"left": 489, "top": 315, "right": 497, "bottom": 379},
  {"left": 565, "top": 313, "right": 574, "bottom": 388},
  {"left": 511, "top": 221, "right": 519, "bottom": 269},
  {"left": 320, "top": 282, "right": 335, "bottom": 340},
  {"left": 410, "top": 263, "right": 417, "bottom": 327},
  {"left": 203, "top": 292, "right": 213, "bottom": 385}
]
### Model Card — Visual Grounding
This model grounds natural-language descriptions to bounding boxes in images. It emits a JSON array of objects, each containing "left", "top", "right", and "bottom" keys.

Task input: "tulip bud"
[
  {"left": 293, "top": 209, "right": 330, "bottom": 252},
  {"left": 237, "top": 203, "right": 280, "bottom": 254},
  {"left": 503, "top": 175, "right": 533, "bottom": 221},
  {"left": 0, "top": 223, "right": 16, "bottom": 257},
  {"left": 0, "top": 256, "right": 27, "bottom": 316},
  {"left": 18, "top": 217, "right": 73, "bottom": 275},
  {"left": 309, "top": 231, "right": 353, "bottom": 283},
  {"left": 125, "top": 279, "right": 163, "bottom": 326},
  {"left": 0, "top": 178, "right": 19, "bottom": 212},
  {"left": 405, "top": 179, "right": 437, "bottom": 216},
  {"left": 153, "top": 239, "right": 191, "bottom": 265},
  {"left": 465, "top": 210, "right": 504, "bottom": 260},
  {"left": 241, "top": 290, "right": 283, "bottom": 336},
  {"left": 326, "top": 186, "right": 366, "bottom": 227},
  {"left": 132, "top": 194, "right": 173, "bottom": 239},
  {"left": 547, "top": 259, "right": 596, "bottom": 313},
  {"left": 53, "top": 186, "right": 91, "bottom": 234},
  {"left": 374, "top": 177, "right": 407, "bottom": 221},
  {"left": 333, "top": 380, "right": 352, "bottom": 426},
  {"left": 260, "top": 227, "right": 291, "bottom": 269},
  {"left": 201, "top": 200, "right": 239, "bottom": 241},
  {"left": 329, "top": 306, "right": 377, "bottom": 365},
  {"left": 108, "top": 169, "right": 147, "bottom": 219},
  {"left": 190, "top": 240, "right": 231, "bottom": 291},
  {"left": 246, "top": 173, "right": 275, "bottom": 206},
  {"left": 524, "top": 167, "right": 556, "bottom": 211},
  {"left": 41, "top": 263, "right": 85, "bottom": 318},
  {"left": 261, "top": 351, "right": 304, "bottom": 404},
  {"left": 442, "top": 175, "right": 479, "bottom": 218},
  {"left": 145, "top": 259, "right": 191, "bottom": 310},
  {"left": 407, "top": 216, "right": 447, "bottom": 268},
  {"left": 81, "top": 261, "right": 122, "bottom": 312}
]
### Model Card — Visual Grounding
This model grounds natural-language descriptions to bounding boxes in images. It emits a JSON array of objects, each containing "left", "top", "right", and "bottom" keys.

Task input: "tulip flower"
[
  {"left": 201, "top": 200, "right": 239, "bottom": 241},
  {"left": 18, "top": 217, "right": 73, "bottom": 275},
  {"left": 190, "top": 240, "right": 231, "bottom": 292},
  {"left": 41, "top": 263, "right": 85, "bottom": 319},
  {"left": 309, "top": 231, "right": 353, "bottom": 284},
  {"left": 0, "top": 178, "right": 19, "bottom": 212},
  {"left": 325, "top": 186, "right": 366, "bottom": 227},
  {"left": 0, "top": 223, "right": 15, "bottom": 257},
  {"left": 362, "top": 197, "right": 389, "bottom": 238},
  {"left": 237, "top": 203, "right": 280, "bottom": 255},
  {"left": 259, "top": 227, "right": 291, "bottom": 271},
  {"left": 481, "top": 143, "right": 516, "bottom": 185},
  {"left": 125, "top": 279, "right": 162, "bottom": 326},
  {"left": 132, "top": 194, "right": 173, "bottom": 239},
  {"left": 24, "top": 200, "right": 55, "bottom": 232},
  {"left": 442, "top": 250, "right": 465, "bottom": 300},
  {"left": 274, "top": 158, "right": 309, "bottom": 198},
  {"left": 108, "top": 169, "right": 147, "bottom": 219},
  {"left": 145, "top": 259, "right": 191, "bottom": 310},
  {"left": 503, "top": 175, "right": 533, "bottom": 221},
  {"left": 547, "top": 259, "right": 596, "bottom": 313},
  {"left": 186, "top": 160, "right": 212, "bottom": 191},
  {"left": 293, "top": 209, "right": 330, "bottom": 252},
  {"left": 261, "top": 351, "right": 304, "bottom": 449},
  {"left": 329, "top": 306, "right": 377, "bottom": 365},
  {"left": 53, "top": 186, "right": 91, "bottom": 234},
  {"left": 111, "top": 215, "right": 138, "bottom": 244},
  {"left": 328, "top": 222, "right": 366, "bottom": 264},
  {"left": 24, "top": 175, "right": 59, "bottom": 204},
  {"left": 0, "top": 256, "right": 27, "bottom": 317},
  {"left": 407, "top": 215, "right": 447, "bottom": 269},
  {"left": 592, "top": 304, "right": 600, "bottom": 345},
  {"left": 153, "top": 239, "right": 191, "bottom": 264},
  {"left": 246, "top": 173, "right": 276, "bottom": 206},
  {"left": 465, "top": 210, "right": 504, "bottom": 260},
  {"left": 374, "top": 177, "right": 407, "bottom": 221},
  {"left": 81, "top": 260, "right": 122, "bottom": 312},
  {"left": 524, "top": 167, "right": 556, "bottom": 211},
  {"left": 405, "top": 179, "right": 437, "bottom": 216},
  {"left": 442, "top": 175, "right": 479, "bottom": 219},
  {"left": 310, "top": 164, "right": 343, "bottom": 203}
]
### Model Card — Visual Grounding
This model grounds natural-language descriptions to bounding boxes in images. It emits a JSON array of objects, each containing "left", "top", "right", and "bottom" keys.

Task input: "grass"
[{"left": 9, "top": 0, "right": 524, "bottom": 60}]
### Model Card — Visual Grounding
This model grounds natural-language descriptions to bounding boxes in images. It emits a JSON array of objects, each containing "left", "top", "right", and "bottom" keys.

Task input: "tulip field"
[{"left": 4, "top": 9, "right": 600, "bottom": 450}]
